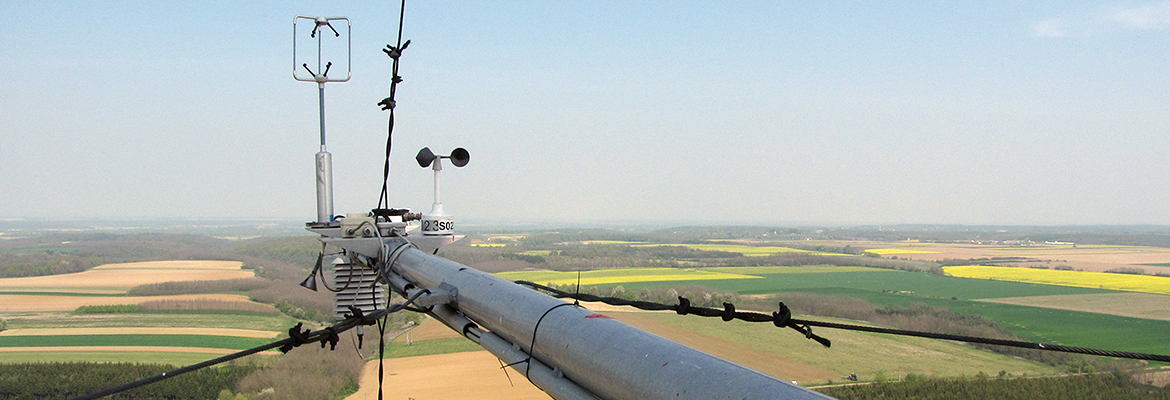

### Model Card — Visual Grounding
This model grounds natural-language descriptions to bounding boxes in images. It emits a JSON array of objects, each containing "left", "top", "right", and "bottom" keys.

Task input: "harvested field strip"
[
  {"left": 944, "top": 265, "right": 1170, "bottom": 295},
  {"left": 0, "top": 293, "right": 254, "bottom": 312},
  {"left": 865, "top": 248, "right": 940, "bottom": 255},
  {"left": 495, "top": 267, "right": 761, "bottom": 286},
  {"left": 0, "top": 334, "right": 272, "bottom": 350},
  {"left": 0, "top": 350, "right": 231, "bottom": 365},
  {"left": 0, "top": 327, "right": 280, "bottom": 338},
  {"left": 978, "top": 293, "right": 1170, "bottom": 322}
]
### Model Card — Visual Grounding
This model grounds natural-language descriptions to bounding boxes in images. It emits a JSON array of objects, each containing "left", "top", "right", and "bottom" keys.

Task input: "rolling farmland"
[{"left": 0, "top": 260, "right": 286, "bottom": 365}]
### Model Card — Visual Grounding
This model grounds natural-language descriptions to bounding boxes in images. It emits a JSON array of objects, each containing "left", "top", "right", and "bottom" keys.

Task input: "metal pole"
[
  {"left": 382, "top": 240, "right": 833, "bottom": 400},
  {"left": 318, "top": 85, "right": 327, "bottom": 149}
]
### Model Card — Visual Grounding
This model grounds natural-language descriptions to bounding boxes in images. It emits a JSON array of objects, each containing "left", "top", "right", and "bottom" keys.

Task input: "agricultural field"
[
  {"left": 0, "top": 260, "right": 287, "bottom": 365},
  {"left": 980, "top": 293, "right": 1170, "bottom": 322},
  {"left": 632, "top": 243, "right": 846, "bottom": 257},
  {"left": 944, "top": 265, "right": 1170, "bottom": 295},
  {"left": 495, "top": 267, "right": 762, "bottom": 286},
  {"left": 840, "top": 242, "right": 1170, "bottom": 275},
  {"left": 498, "top": 265, "right": 1170, "bottom": 357}
]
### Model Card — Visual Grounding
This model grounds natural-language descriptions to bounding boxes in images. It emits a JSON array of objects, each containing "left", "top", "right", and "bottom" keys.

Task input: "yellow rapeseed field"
[{"left": 943, "top": 265, "right": 1170, "bottom": 295}]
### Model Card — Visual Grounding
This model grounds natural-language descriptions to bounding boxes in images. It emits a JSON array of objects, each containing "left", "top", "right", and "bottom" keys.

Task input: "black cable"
[
  {"left": 376, "top": 0, "right": 409, "bottom": 210},
  {"left": 526, "top": 303, "right": 576, "bottom": 381},
  {"left": 68, "top": 290, "right": 426, "bottom": 400},
  {"left": 377, "top": 314, "right": 389, "bottom": 400},
  {"left": 514, "top": 280, "right": 1170, "bottom": 363}
]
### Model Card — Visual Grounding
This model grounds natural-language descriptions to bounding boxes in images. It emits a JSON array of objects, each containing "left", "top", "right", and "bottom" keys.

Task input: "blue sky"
[{"left": 2, "top": 2, "right": 1168, "bottom": 226}]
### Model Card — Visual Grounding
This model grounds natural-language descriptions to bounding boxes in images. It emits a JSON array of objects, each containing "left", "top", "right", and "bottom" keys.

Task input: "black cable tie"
[
  {"left": 301, "top": 63, "right": 315, "bottom": 77},
  {"left": 320, "top": 327, "right": 340, "bottom": 350},
  {"left": 401, "top": 40, "right": 411, "bottom": 51},
  {"left": 721, "top": 302, "right": 736, "bottom": 322},
  {"left": 323, "top": 61, "right": 332, "bottom": 77},
  {"left": 676, "top": 297, "right": 690, "bottom": 315},
  {"left": 345, "top": 305, "right": 365, "bottom": 321},
  {"left": 289, "top": 322, "right": 310, "bottom": 344},
  {"left": 772, "top": 302, "right": 792, "bottom": 327},
  {"left": 378, "top": 97, "right": 396, "bottom": 111},
  {"left": 326, "top": 22, "right": 340, "bottom": 37}
]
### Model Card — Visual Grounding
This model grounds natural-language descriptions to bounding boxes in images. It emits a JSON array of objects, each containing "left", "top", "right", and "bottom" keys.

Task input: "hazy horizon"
[{"left": 3, "top": 2, "right": 1168, "bottom": 226}]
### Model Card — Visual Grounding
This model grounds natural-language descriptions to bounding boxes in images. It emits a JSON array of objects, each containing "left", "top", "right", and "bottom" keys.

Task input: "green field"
[
  {"left": 385, "top": 337, "right": 483, "bottom": 359},
  {"left": 626, "top": 313, "right": 1059, "bottom": 383},
  {"left": 586, "top": 269, "right": 1170, "bottom": 356},
  {"left": 496, "top": 267, "right": 762, "bottom": 286},
  {"left": 625, "top": 270, "right": 1116, "bottom": 300},
  {"left": 0, "top": 334, "right": 272, "bottom": 350},
  {"left": 0, "top": 351, "right": 234, "bottom": 365},
  {"left": 4, "top": 313, "right": 296, "bottom": 331}
]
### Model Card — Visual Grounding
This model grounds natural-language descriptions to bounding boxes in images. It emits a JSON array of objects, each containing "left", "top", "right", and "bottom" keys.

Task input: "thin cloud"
[
  {"left": 1033, "top": 2, "right": 1170, "bottom": 38},
  {"left": 1109, "top": 2, "right": 1170, "bottom": 29},
  {"left": 1032, "top": 19, "right": 1069, "bottom": 37}
]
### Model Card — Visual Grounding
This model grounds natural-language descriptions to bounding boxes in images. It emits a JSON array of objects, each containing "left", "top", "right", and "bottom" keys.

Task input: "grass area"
[
  {"left": 0, "top": 351, "right": 240, "bottom": 365},
  {"left": 945, "top": 266, "right": 1170, "bottom": 295},
  {"left": 0, "top": 334, "right": 272, "bottom": 350},
  {"left": 5, "top": 313, "right": 296, "bottom": 331},
  {"left": 385, "top": 337, "right": 484, "bottom": 359},
  {"left": 629, "top": 312, "right": 1059, "bottom": 384},
  {"left": 495, "top": 267, "right": 762, "bottom": 286},
  {"left": 74, "top": 304, "right": 137, "bottom": 314}
]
